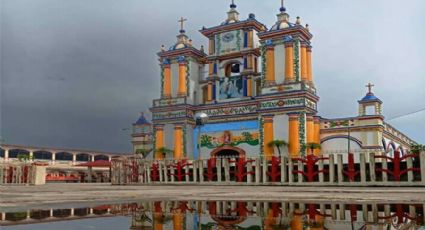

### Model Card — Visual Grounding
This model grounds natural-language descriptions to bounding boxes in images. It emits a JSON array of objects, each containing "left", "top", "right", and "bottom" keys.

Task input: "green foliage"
[
  {"left": 268, "top": 140, "right": 289, "bottom": 157},
  {"left": 305, "top": 142, "right": 321, "bottom": 155},
  {"left": 17, "top": 153, "right": 33, "bottom": 162},
  {"left": 155, "top": 147, "right": 173, "bottom": 158},
  {"left": 242, "top": 132, "right": 253, "bottom": 141},
  {"left": 135, "top": 148, "right": 152, "bottom": 158},
  {"left": 411, "top": 144, "right": 425, "bottom": 154}
]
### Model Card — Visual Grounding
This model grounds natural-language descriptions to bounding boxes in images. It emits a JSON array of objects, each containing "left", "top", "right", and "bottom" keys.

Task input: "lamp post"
[{"left": 194, "top": 112, "right": 208, "bottom": 160}]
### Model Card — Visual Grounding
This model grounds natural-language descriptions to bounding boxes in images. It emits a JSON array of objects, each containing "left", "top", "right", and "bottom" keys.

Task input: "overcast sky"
[{"left": 1, "top": 0, "right": 424, "bottom": 153}]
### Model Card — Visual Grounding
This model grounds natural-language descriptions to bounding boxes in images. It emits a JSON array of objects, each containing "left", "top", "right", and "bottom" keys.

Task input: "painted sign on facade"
[
  {"left": 201, "top": 105, "right": 257, "bottom": 117},
  {"left": 200, "top": 130, "right": 259, "bottom": 149}
]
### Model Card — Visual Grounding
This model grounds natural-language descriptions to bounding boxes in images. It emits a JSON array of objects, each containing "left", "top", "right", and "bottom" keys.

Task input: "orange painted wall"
[
  {"left": 301, "top": 46, "right": 308, "bottom": 81},
  {"left": 285, "top": 45, "right": 294, "bottom": 81},
  {"left": 163, "top": 66, "right": 171, "bottom": 97},
  {"left": 288, "top": 115, "right": 300, "bottom": 157},
  {"left": 266, "top": 47, "right": 275, "bottom": 84},
  {"left": 174, "top": 126, "right": 183, "bottom": 159},
  {"left": 263, "top": 116, "right": 274, "bottom": 160},
  {"left": 178, "top": 64, "right": 187, "bottom": 96},
  {"left": 155, "top": 128, "right": 164, "bottom": 160}
]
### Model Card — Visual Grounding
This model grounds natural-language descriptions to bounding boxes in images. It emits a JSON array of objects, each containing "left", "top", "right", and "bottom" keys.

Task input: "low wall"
[
  {"left": 111, "top": 151, "right": 425, "bottom": 186},
  {"left": 0, "top": 163, "right": 45, "bottom": 185}
]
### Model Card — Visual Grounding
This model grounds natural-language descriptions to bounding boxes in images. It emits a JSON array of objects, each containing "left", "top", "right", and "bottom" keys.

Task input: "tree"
[
  {"left": 155, "top": 147, "right": 174, "bottom": 159},
  {"left": 411, "top": 144, "right": 425, "bottom": 154},
  {"left": 135, "top": 148, "right": 152, "bottom": 159},
  {"left": 267, "top": 140, "right": 289, "bottom": 157},
  {"left": 17, "top": 153, "right": 33, "bottom": 162},
  {"left": 305, "top": 142, "right": 321, "bottom": 155}
]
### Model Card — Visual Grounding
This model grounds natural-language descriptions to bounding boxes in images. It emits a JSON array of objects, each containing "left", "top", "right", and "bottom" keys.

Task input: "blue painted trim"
[
  {"left": 244, "top": 58, "right": 248, "bottom": 69},
  {"left": 243, "top": 78, "right": 248, "bottom": 97},
  {"left": 243, "top": 32, "right": 248, "bottom": 48},
  {"left": 213, "top": 63, "right": 218, "bottom": 74},
  {"left": 212, "top": 83, "right": 216, "bottom": 100}
]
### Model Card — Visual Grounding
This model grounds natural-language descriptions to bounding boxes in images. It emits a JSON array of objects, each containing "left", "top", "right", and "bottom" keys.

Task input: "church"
[{"left": 131, "top": 1, "right": 415, "bottom": 161}]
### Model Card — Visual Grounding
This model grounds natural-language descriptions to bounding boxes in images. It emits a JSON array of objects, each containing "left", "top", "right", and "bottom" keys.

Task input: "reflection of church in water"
[{"left": 131, "top": 1, "right": 415, "bottom": 161}]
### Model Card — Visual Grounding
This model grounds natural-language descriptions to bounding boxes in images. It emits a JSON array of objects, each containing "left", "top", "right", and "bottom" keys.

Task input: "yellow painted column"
[
  {"left": 247, "top": 76, "right": 252, "bottom": 97},
  {"left": 208, "top": 63, "right": 214, "bottom": 76},
  {"left": 178, "top": 63, "right": 187, "bottom": 96},
  {"left": 314, "top": 117, "right": 321, "bottom": 155},
  {"left": 285, "top": 43, "right": 294, "bottom": 82},
  {"left": 265, "top": 46, "right": 275, "bottom": 85},
  {"left": 248, "top": 31, "right": 253, "bottom": 48},
  {"left": 263, "top": 115, "right": 274, "bottom": 160},
  {"left": 207, "top": 81, "right": 213, "bottom": 102},
  {"left": 306, "top": 116, "right": 315, "bottom": 155},
  {"left": 263, "top": 209, "right": 276, "bottom": 230},
  {"left": 291, "top": 213, "right": 304, "bottom": 230},
  {"left": 307, "top": 46, "right": 313, "bottom": 82},
  {"left": 173, "top": 125, "right": 183, "bottom": 159},
  {"left": 155, "top": 125, "right": 164, "bottom": 160},
  {"left": 172, "top": 211, "right": 184, "bottom": 230},
  {"left": 301, "top": 44, "right": 308, "bottom": 81},
  {"left": 288, "top": 114, "right": 300, "bottom": 158},
  {"left": 163, "top": 65, "right": 172, "bottom": 98},
  {"left": 154, "top": 213, "right": 164, "bottom": 230}
]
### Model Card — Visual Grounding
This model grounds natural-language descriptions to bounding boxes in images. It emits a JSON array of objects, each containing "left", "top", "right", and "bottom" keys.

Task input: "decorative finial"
[
  {"left": 188, "top": 39, "right": 193, "bottom": 46},
  {"left": 230, "top": 0, "right": 237, "bottom": 9},
  {"left": 178, "top": 17, "right": 187, "bottom": 33},
  {"left": 200, "top": 45, "right": 204, "bottom": 53},
  {"left": 161, "top": 45, "right": 166, "bottom": 52},
  {"left": 305, "top": 24, "right": 309, "bottom": 31},
  {"left": 366, "top": 83, "right": 375, "bottom": 94},
  {"left": 280, "top": 0, "right": 286, "bottom": 12},
  {"left": 296, "top": 16, "right": 301, "bottom": 25}
]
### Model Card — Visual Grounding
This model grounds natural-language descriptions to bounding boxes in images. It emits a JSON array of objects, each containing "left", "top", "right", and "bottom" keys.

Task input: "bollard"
[
  {"left": 369, "top": 153, "right": 376, "bottom": 182},
  {"left": 216, "top": 158, "right": 222, "bottom": 182},
  {"left": 247, "top": 161, "right": 253, "bottom": 183},
  {"left": 407, "top": 156, "right": 414, "bottom": 182},
  {"left": 262, "top": 158, "right": 268, "bottom": 184},
  {"left": 288, "top": 158, "right": 293, "bottom": 184},
  {"left": 255, "top": 158, "right": 261, "bottom": 184},
  {"left": 199, "top": 160, "right": 204, "bottom": 183},
  {"left": 281, "top": 156, "right": 287, "bottom": 183},
  {"left": 224, "top": 159, "right": 230, "bottom": 182},
  {"left": 382, "top": 154, "right": 388, "bottom": 182},
  {"left": 318, "top": 159, "right": 324, "bottom": 183},
  {"left": 329, "top": 154, "right": 335, "bottom": 183},
  {"left": 337, "top": 154, "right": 343, "bottom": 183},
  {"left": 360, "top": 153, "right": 366, "bottom": 183},
  {"left": 298, "top": 161, "right": 304, "bottom": 183}
]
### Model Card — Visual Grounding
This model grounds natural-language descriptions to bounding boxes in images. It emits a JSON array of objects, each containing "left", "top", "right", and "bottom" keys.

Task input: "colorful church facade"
[{"left": 131, "top": 2, "right": 415, "bottom": 161}]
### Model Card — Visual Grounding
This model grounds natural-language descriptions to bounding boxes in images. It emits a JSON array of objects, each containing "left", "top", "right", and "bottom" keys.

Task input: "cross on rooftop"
[
  {"left": 178, "top": 17, "right": 187, "bottom": 31},
  {"left": 366, "top": 83, "right": 375, "bottom": 93}
]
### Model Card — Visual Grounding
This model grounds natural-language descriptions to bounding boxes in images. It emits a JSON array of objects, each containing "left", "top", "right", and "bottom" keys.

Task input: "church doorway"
[{"left": 210, "top": 146, "right": 246, "bottom": 159}]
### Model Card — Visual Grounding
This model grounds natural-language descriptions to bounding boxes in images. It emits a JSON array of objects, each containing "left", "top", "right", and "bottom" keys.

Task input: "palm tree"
[
  {"left": 305, "top": 142, "right": 321, "bottom": 155},
  {"left": 268, "top": 140, "right": 289, "bottom": 157},
  {"left": 155, "top": 147, "right": 174, "bottom": 160},
  {"left": 135, "top": 148, "right": 152, "bottom": 159}
]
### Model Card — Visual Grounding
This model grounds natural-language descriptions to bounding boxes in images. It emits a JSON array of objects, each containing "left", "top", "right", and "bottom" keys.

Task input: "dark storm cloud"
[{"left": 1, "top": 0, "right": 424, "bottom": 152}]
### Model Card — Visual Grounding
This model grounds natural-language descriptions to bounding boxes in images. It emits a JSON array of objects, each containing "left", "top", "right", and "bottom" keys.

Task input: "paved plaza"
[{"left": 2, "top": 184, "right": 425, "bottom": 212}]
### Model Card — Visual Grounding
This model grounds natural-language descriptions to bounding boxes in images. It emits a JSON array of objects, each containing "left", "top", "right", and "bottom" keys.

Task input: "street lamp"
[{"left": 194, "top": 112, "right": 208, "bottom": 160}]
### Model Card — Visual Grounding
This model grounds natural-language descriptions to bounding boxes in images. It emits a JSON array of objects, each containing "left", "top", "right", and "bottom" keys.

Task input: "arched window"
[
  {"left": 94, "top": 155, "right": 109, "bottom": 161},
  {"left": 34, "top": 151, "right": 52, "bottom": 160},
  {"left": 9, "top": 149, "right": 29, "bottom": 159},
  {"left": 56, "top": 152, "right": 73, "bottom": 161},
  {"left": 76, "top": 153, "right": 90, "bottom": 162},
  {"left": 225, "top": 63, "right": 241, "bottom": 77},
  {"left": 0, "top": 148, "right": 4, "bottom": 158}
]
